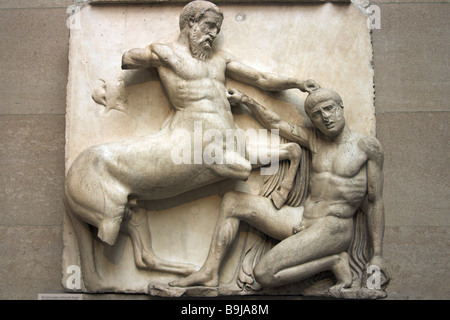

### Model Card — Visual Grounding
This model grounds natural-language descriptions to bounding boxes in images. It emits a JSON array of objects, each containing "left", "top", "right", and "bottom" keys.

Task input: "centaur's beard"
[{"left": 189, "top": 27, "right": 214, "bottom": 61}]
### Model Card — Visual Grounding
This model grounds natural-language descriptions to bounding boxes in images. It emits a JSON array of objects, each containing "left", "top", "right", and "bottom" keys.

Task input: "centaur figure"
[{"left": 64, "top": 0, "right": 318, "bottom": 291}]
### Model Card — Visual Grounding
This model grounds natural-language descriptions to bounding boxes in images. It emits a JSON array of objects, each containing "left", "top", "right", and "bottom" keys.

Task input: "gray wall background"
[{"left": 0, "top": 0, "right": 448, "bottom": 300}]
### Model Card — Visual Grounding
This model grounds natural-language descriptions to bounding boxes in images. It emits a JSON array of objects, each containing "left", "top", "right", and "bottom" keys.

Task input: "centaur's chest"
[{"left": 161, "top": 53, "right": 227, "bottom": 82}]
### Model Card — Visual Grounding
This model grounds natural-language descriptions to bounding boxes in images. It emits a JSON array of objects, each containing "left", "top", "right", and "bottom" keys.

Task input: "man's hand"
[
  {"left": 227, "top": 88, "right": 249, "bottom": 107},
  {"left": 298, "top": 79, "right": 320, "bottom": 94},
  {"left": 368, "top": 255, "right": 390, "bottom": 288}
]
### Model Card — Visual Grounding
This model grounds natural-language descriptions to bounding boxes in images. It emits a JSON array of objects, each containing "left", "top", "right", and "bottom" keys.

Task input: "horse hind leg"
[
  {"left": 121, "top": 200, "right": 199, "bottom": 275},
  {"left": 64, "top": 198, "right": 110, "bottom": 292},
  {"left": 64, "top": 183, "right": 130, "bottom": 292}
]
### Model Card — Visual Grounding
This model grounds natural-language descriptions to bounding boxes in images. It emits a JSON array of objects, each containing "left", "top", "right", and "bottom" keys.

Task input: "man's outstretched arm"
[
  {"left": 227, "top": 89, "right": 312, "bottom": 149},
  {"left": 225, "top": 55, "right": 319, "bottom": 93}
]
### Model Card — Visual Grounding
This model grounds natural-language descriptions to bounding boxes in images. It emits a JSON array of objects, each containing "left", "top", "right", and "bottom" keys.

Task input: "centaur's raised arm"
[{"left": 224, "top": 53, "right": 319, "bottom": 93}]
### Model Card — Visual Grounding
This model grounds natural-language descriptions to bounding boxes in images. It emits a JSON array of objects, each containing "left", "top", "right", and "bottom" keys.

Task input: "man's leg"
[
  {"left": 253, "top": 216, "right": 354, "bottom": 289},
  {"left": 170, "top": 191, "right": 303, "bottom": 287}
]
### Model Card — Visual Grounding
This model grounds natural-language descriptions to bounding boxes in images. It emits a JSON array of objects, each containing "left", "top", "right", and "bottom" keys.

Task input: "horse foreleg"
[{"left": 269, "top": 143, "right": 302, "bottom": 209}]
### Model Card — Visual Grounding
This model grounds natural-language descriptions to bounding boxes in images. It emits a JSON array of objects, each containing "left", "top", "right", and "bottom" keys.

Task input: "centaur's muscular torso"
[{"left": 151, "top": 43, "right": 237, "bottom": 133}]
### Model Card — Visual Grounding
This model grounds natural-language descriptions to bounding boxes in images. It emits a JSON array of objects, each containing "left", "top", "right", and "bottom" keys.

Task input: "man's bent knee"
[{"left": 253, "top": 262, "right": 277, "bottom": 288}]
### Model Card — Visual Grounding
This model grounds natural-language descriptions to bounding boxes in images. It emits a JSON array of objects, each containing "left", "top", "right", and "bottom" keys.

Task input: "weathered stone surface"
[
  {"left": 376, "top": 112, "right": 449, "bottom": 227},
  {"left": 384, "top": 226, "right": 450, "bottom": 299},
  {"left": 373, "top": 2, "right": 450, "bottom": 113},
  {"left": 0, "top": 226, "right": 63, "bottom": 300},
  {"left": 0, "top": 9, "right": 69, "bottom": 114},
  {"left": 0, "top": 0, "right": 72, "bottom": 9},
  {"left": 0, "top": 115, "right": 66, "bottom": 226}
]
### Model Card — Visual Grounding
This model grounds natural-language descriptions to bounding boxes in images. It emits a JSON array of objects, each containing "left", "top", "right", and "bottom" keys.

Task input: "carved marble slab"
[{"left": 63, "top": 0, "right": 376, "bottom": 297}]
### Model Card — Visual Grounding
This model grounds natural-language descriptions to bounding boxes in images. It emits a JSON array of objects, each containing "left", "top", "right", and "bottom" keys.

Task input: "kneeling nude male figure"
[{"left": 171, "top": 87, "right": 387, "bottom": 291}]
